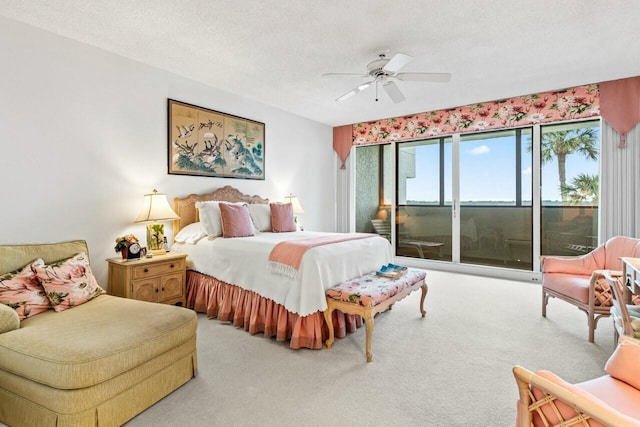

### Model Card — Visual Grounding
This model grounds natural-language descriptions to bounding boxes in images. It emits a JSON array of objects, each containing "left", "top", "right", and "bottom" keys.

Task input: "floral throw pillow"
[
  {"left": 32, "top": 253, "right": 105, "bottom": 312},
  {"left": 0, "top": 260, "right": 51, "bottom": 320}
]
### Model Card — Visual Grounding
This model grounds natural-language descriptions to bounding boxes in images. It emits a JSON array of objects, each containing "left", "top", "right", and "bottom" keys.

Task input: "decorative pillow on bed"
[
  {"left": 248, "top": 203, "right": 272, "bottom": 232},
  {"left": 0, "top": 261, "right": 51, "bottom": 320},
  {"left": 195, "top": 201, "right": 224, "bottom": 238},
  {"left": 32, "top": 253, "right": 105, "bottom": 312},
  {"left": 219, "top": 202, "right": 255, "bottom": 238},
  {"left": 174, "top": 221, "right": 207, "bottom": 244},
  {"left": 270, "top": 202, "right": 296, "bottom": 232}
]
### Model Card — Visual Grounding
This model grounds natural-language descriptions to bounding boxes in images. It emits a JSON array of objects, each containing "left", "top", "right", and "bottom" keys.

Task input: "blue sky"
[{"left": 405, "top": 130, "right": 599, "bottom": 203}]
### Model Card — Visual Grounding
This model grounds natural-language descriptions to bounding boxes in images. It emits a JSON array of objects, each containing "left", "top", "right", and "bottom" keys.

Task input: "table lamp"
[
  {"left": 285, "top": 194, "right": 304, "bottom": 230},
  {"left": 134, "top": 189, "right": 180, "bottom": 255}
]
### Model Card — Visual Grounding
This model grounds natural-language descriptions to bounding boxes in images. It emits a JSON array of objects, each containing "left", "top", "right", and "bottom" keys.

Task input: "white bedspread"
[{"left": 171, "top": 231, "right": 392, "bottom": 316}]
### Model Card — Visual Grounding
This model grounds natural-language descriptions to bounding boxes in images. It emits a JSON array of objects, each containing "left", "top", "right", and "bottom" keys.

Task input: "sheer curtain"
[{"left": 600, "top": 120, "right": 640, "bottom": 240}]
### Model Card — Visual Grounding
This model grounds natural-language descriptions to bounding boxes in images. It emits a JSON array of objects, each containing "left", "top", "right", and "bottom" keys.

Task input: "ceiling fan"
[{"left": 323, "top": 52, "right": 451, "bottom": 103}]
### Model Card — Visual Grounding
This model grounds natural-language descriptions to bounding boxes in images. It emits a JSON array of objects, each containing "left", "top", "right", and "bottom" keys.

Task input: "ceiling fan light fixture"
[{"left": 327, "top": 52, "right": 451, "bottom": 103}]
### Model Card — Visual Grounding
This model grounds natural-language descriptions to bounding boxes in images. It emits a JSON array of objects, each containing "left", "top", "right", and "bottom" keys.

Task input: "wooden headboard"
[{"left": 173, "top": 185, "right": 269, "bottom": 234}]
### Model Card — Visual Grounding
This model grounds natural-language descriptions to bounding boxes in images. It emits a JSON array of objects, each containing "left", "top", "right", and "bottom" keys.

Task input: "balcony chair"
[
  {"left": 370, "top": 219, "right": 391, "bottom": 242},
  {"left": 541, "top": 235, "right": 640, "bottom": 343},
  {"left": 513, "top": 335, "right": 640, "bottom": 427},
  {"left": 603, "top": 270, "right": 640, "bottom": 343}
]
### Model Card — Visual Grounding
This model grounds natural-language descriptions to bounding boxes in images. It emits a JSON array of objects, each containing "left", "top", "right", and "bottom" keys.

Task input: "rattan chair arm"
[
  {"left": 592, "top": 269, "right": 622, "bottom": 278},
  {"left": 513, "top": 366, "right": 640, "bottom": 427},
  {"left": 620, "top": 335, "right": 640, "bottom": 345}
]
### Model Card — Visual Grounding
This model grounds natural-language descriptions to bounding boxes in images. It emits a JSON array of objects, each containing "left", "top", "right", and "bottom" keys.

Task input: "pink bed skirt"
[{"left": 185, "top": 271, "right": 363, "bottom": 349}]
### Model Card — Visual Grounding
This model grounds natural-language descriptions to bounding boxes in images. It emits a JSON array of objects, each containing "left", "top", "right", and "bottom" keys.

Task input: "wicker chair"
[
  {"left": 604, "top": 270, "right": 640, "bottom": 343},
  {"left": 513, "top": 336, "right": 640, "bottom": 427},
  {"left": 541, "top": 235, "right": 640, "bottom": 342}
]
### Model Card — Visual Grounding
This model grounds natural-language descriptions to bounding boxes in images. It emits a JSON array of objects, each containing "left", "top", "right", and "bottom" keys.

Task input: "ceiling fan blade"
[
  {"left": 396, "top": 72, "right": 452, "bottom": 83},
  {"left": 382, "top": 80, "right": 405, "bottom": 104},
  {"left": 336, "top": 80, "right": 374, "bottom": 101},
  {"left": 322, "top": 72, "right": 369, "bottom": 77},
  {"left": 383, "top": 53, "right": 413, "bottom": 74}
]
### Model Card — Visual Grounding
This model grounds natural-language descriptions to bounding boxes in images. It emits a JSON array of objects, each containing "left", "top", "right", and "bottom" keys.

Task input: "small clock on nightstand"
[{"left": 127, "top": 242, "right": 142, "bottom": 260}]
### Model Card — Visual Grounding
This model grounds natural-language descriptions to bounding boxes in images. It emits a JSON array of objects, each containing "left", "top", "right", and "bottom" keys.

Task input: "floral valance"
[{"left": 351, "top": 84, "right": 600, "bottom": 145}]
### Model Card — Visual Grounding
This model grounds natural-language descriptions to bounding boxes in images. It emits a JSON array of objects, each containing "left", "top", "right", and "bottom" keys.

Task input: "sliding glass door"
[
  {"left": 459, "top": 129, "right": 533, "bottom": 270},
  {"left": 396, "top": 137, "right": 452, "bottom": 261},
  {"left": 353, "top": 119, "right": 600, "bottom": 273}
]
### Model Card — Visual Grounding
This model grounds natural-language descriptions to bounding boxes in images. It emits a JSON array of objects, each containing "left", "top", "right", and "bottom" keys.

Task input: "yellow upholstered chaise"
[{"left": 0, "top": 241, "right": 198, "bottom": 427}]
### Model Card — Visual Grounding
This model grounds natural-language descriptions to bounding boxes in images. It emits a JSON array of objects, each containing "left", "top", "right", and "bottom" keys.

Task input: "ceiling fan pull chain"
[{"left": 375, "top": 80, "right": 379, "bottom": 102}]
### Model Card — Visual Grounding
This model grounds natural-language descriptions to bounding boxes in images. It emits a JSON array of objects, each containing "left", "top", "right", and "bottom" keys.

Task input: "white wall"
[{"left": 0, "top": 17, "right": 335, "bottom": 287}]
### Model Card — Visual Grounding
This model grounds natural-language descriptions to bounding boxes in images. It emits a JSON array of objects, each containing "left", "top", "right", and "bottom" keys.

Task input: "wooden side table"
[
  {"left": 107, "top": 252, "right": 187, "bottom": 306},
  {"left": 621, "top": 257, "right": 640, "bottom": 301}
]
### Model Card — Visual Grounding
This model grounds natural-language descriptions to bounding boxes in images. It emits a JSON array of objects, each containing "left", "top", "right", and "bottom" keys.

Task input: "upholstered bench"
[{"left": 324, "top": 269, "right": 427, "bottom": 362}]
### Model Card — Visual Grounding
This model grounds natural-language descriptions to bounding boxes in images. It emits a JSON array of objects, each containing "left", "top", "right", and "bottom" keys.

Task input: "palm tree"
[
  {"left": 560, "top": 173, "right": 599, "bottom": 205},
  {"left": 540, "top": 128, "right": 598, "bottom": 202}
]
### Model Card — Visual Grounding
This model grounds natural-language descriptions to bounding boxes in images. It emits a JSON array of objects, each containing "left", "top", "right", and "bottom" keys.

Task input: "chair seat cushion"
[
  {"left": 0, "top": 295, "right": 197, "bottom": 389},
  {"left": 577, "top": 374, "right": 640, "bottom": 419},
  {"left": 326, "top": 269, "right": 426, "bottom": 308},
  {"left": 543, "top": 273, "right": 591, "bottom": 304}
]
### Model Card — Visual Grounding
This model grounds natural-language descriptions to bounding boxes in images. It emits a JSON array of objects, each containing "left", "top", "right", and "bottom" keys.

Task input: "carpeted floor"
[{"left": 125, "top": 270, "right": 616, "bottom": 427}]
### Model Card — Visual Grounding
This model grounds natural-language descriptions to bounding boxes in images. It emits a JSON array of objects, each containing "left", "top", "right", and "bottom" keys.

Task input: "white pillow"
[
  {"left": 248, "top": 203, "right": 271, "bottom": 232},
  {"left": 174, "top": 222, "right": 207, "bottom": 244},
  {"left": 195, "top": 201, "right": 223, "bottom": 237}
]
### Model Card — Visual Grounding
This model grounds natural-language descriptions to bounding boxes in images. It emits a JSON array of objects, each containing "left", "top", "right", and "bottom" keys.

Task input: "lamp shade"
[
  {"left": 134, "top": 189, "right": 180, "bottom": 223},
  {"left": 285, "top": 194, "right": 304, "bottom": 214}
]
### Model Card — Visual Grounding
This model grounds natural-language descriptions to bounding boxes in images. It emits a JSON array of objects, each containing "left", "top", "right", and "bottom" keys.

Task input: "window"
[
  {"left": 353, "top": 118, "right": 601, "bottom": 273},
  {"left": 459, "top": 129, "right": 532, "bottom": 269},
  {"left": 397, "top": 137, "right": 452, "bottom": 260},
  {"left": 540, "top": 120, "right": 600, "bottom": 256}
]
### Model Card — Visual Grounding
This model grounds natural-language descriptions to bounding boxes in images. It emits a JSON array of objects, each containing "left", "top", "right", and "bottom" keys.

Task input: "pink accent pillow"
[
  {"left": 270, "top": 203, "right": 296, "bottom": 233},
  {"left": 219, "top": 202, "right": 255, "bottom": 238},
  {"left": 32, "top": 253, "right": 105, "bottom": 312},
  {"left": 605, "top": 339, "right": 640, "bottom": 390},
  {"left": 0, "top": 260, "right": 51, "bottom": 320}
]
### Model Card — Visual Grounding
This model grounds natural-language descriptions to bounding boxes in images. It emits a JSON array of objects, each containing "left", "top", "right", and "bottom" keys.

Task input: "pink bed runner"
[
  {"left": 186, "top": 271, "right": 364, "bottom": 349},
  {"left": 268, "top": 233, "right": 374, "bottom": 278}
]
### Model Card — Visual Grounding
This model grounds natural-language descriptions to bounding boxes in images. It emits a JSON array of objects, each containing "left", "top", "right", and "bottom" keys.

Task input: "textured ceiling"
[{"left": 2, "top": 1, "right": 640, "bottom": 127}]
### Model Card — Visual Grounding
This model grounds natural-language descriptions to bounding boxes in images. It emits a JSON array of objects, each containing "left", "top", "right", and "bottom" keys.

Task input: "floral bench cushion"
[{"left": 326, "top": 269, "right": 426, "bottom": 308}]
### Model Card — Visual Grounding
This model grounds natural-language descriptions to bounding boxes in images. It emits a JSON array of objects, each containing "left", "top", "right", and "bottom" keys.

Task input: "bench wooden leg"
[
  {"left": 325, "top": 271, "right": 428, "bottom": 362},
  {"left": 364, "top": 310, "right": 374, "bottom": 362},
  {"left": 419, "top": 283, "right": 428, "bottom": 317},
  {"left": 323, "top": 305, "right": 335, "bottom": 349}
]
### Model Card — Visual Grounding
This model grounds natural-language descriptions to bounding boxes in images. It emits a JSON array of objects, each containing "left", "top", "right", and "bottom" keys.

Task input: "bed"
[{"left": 171, "top": 186, "right": 392, "bottom": 349}]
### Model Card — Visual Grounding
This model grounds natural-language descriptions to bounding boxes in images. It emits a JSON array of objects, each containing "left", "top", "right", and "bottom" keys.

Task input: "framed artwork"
[{"left": 168, "top": 99, "right": 265, "bottom": 180}]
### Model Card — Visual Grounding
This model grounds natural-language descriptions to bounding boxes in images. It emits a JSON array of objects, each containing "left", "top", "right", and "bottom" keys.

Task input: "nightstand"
[{"left": 107, "top": 253, "right": 187, "bottom": 306}]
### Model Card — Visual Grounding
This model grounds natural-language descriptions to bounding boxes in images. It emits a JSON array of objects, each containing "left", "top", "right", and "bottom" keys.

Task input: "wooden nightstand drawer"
[{"left": 132, "top": 258, "right": 185, "bottom": 280}]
